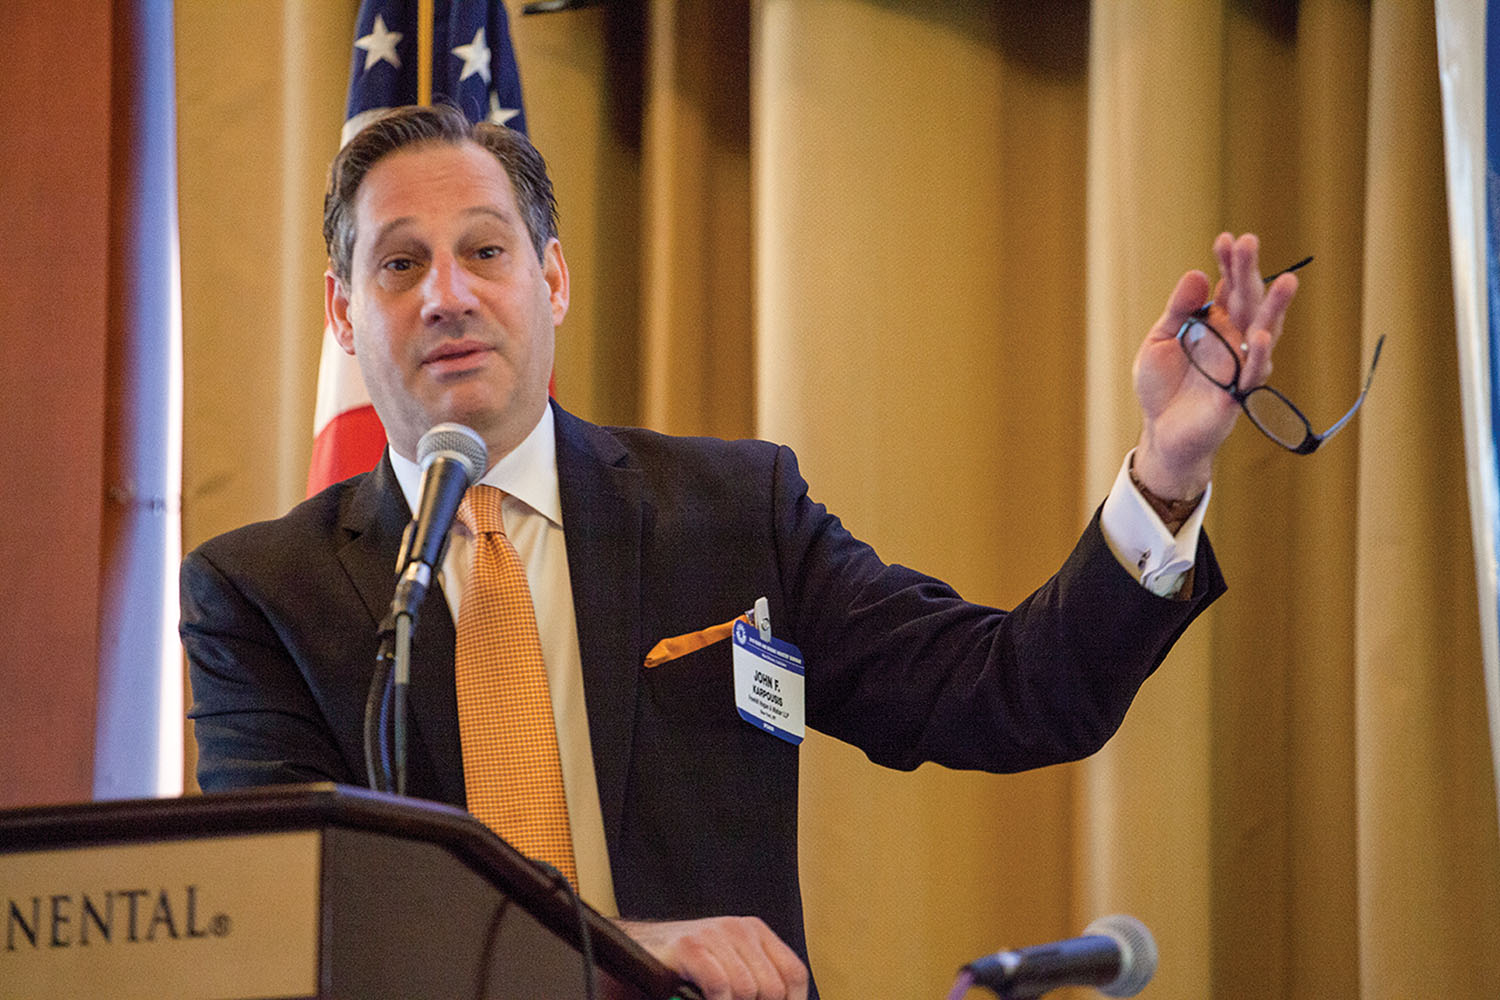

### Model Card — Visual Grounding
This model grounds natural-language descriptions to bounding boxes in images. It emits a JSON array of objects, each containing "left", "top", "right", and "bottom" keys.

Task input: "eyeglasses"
[{"left": 1176, "top": 257, "right": 1384, "bottom": 455}]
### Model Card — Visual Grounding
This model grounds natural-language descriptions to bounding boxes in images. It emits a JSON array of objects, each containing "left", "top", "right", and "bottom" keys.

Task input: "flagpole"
[{"left": 418, "top": 0, "right": 434, "bottom": 106}]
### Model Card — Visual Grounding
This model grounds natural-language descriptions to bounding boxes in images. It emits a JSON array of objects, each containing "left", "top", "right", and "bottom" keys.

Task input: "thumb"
[{"left": 1150, "top": 269, "right": 1212, "bottom": 341}]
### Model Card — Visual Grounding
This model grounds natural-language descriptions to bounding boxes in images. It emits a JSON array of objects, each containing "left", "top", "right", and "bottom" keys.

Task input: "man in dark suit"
[{"left": 181, "top": 104, "right": 1298, "bottom": 1000}]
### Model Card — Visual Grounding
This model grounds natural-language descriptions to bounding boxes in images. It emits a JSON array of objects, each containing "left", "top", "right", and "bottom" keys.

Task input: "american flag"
[{"left": 307, "top": 0, "right": 528, "bottom": 495}]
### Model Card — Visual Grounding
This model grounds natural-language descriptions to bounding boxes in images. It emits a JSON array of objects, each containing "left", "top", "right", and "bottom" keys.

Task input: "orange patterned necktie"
[{"left": 454, "top": 484, "right": 577, "bottom": 886}]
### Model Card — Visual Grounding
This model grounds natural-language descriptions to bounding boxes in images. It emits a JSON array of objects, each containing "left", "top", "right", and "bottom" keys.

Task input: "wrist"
[
  {"left": 1128, "top": 451, "right": 1205, "bottom": 533},
  {"left": 1131, "top": 430, "right": 1212, "bottom": 500}
]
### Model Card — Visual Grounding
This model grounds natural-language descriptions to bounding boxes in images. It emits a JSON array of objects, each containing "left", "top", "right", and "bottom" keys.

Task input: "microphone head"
[
  {"left": 416, "top": 423, "right": 488, "bottom": 486},
  {"left": 1084, "top": 914, "right": 1157, "bottom": 998}
]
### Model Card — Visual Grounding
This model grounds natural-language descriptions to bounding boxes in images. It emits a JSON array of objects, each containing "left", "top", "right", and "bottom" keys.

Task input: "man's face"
[{"left": 325, "top": 139, "right": 568, "bottom": 463}]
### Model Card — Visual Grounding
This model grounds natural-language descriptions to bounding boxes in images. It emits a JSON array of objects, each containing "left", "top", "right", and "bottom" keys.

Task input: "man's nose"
[{"left": 420, "top": 254, "right": 479, "bottom": 323}]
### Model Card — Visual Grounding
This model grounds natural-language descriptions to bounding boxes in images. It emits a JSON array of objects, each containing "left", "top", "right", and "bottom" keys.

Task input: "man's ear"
[
  {"left": 543, "top": 238, "right": 569, "bottom": 327},
  {"left": 325, "top": 270, "right": 357, "bottom": 354}
]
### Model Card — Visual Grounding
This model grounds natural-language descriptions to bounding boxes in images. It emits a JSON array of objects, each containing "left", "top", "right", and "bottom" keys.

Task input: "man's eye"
[
  {"left": 475, "top": 246, "right": 503, "bottom": 260},
  {"left": 383, "top": 258, "right": 416, "bottom": 272}
]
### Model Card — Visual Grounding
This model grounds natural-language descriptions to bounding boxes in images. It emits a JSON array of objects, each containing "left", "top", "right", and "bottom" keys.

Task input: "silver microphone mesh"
[
  {"left": 1085, "top": 914, "right": 1157, "bottom": 998},
  {"left": 416, "top": 423, "right": 488, "bottom": 485}
]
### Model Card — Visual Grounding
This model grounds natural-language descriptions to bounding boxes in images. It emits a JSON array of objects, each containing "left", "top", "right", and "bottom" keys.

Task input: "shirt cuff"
[{"left": 1099, "top": 449, "right": 1210, "bottom": 598}]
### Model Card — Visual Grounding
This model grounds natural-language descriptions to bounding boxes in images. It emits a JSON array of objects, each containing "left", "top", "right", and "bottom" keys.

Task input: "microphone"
[
  {"left": 963, "top": 914, "right": 1157, "bottom": 999},
  {"left": 372, "top": 423, "right": 486, "bottom": 798},
  {"left": 389, "top": 422, "right": 488, "bottom": 621}
]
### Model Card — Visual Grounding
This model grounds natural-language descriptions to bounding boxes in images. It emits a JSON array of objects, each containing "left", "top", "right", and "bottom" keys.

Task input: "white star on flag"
[
  {"left": 452, "top": 27, "right": 492, "bottom": 85},
  {"left": 488, "top": 90, "right": 521, "bottom": 126},
  {"left": 355, "top": 14, "right": 403, "bottom": 71}
]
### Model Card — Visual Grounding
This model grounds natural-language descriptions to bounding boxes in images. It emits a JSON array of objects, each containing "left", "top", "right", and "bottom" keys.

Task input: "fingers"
[
  {"left": 680, "top": 918, "right": 805, "bottom": 1000},
  {"left": 1157, "top": 231, "right": 1268, "bottom": 343},
  {"left": 1207, "top": 232, "right": 1300, "bottom": 389},
  {"left": 617, "top": 916, "right": 810, "bottom": 1000},
  {"left": 1216, "top": 232, "right": 1263, "bottom": 335},
  {"left": 1238, "top": 270, "right": 1298, "bottom": 389}
]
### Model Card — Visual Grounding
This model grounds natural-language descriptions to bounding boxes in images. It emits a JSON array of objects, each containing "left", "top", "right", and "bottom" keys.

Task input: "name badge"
[{"left": 731, "top": 617, "right": 805, "bottom": 745}]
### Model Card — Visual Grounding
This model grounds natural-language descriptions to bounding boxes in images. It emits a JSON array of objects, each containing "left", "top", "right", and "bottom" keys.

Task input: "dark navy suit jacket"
[{"left": 181, "top": 402, "right": 1224, "bottom": 974}]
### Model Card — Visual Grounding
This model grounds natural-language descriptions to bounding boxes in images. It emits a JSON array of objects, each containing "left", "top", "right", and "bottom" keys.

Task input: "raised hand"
[{"left": 1131, "top": 232, "right": 1299, "bottom": 499}]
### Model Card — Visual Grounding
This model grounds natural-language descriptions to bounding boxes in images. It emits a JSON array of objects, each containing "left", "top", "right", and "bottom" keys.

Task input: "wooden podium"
[{"left": 0, "top": 784, "right": 701, "bottom": 999}]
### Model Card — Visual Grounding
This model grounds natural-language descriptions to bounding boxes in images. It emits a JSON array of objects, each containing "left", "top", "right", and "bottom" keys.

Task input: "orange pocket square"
[{"left": 644, "top": 614, "right": 748, "bottom": 668}]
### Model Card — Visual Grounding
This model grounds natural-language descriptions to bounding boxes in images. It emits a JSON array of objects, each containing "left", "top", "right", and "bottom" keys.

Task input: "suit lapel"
[
  {"left": 336, "top": 455, "right": 408, "bottom": 626},
  {"left": 336, "top": 455, "right": 463, "bottom": 804},
  {"left": 553, "top": 405, "right": 644, "bottom": 851}
]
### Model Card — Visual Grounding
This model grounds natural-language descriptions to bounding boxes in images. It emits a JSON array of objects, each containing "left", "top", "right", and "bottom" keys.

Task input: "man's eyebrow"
[
  {"left": 366, "top": 205, "right": 520, "bottom": 249},
  {"left": 465, "top": 205, "right": 519, "bottom": 227},
  {"left": 369, "top": 215, "right": 418, "bottom": 248}
]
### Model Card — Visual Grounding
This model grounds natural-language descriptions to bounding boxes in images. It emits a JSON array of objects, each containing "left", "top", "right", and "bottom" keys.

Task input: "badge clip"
[{"left": 748, "top": 596, "right": 773, "bottom": 642}]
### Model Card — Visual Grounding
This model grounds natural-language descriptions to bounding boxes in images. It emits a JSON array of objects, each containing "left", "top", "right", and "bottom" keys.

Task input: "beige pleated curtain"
[{"left": 175, "top": 2, "right": 1500, "bottom": 997}]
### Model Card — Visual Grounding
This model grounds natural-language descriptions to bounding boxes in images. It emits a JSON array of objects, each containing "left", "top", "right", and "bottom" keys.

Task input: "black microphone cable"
[{"left": 363, "top": 422, "right": 487, "bottom": 795}]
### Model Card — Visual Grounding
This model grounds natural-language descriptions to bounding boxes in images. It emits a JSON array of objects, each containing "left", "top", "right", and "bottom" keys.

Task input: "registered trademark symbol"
[{"left": 211, "top": 914, "right": 232, "bottom": 937}]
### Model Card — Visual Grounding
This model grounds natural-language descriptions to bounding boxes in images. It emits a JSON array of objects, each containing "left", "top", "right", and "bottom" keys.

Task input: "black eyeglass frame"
[{"left": 1173, "top": 258, "right": 1384, "bottom": 455}]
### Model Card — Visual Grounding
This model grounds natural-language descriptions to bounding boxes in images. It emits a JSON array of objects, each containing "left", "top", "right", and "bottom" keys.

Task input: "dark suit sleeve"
[
  {"left": 181, "top": 545, "right": 359, "bottom": 791},
  {"left": 766, "top": 443, "right": 1225, "bottom": 773}
]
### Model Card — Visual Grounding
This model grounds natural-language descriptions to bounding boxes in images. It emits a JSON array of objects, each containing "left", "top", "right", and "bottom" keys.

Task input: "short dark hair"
[{"left": 322, "top": 103, "right": 559, "bottom": 282}]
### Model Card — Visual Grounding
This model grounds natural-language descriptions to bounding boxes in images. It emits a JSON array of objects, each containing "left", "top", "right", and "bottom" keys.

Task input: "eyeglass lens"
[
  {"left": 1182, "top": 323, "right": 1311, "bottom": 448},
  {"left": 1241, "top": 388, "right": 1311, "bottom": 449},
  {"left": 1181, "top": 321, "right": 1239, "bottom": 388}
]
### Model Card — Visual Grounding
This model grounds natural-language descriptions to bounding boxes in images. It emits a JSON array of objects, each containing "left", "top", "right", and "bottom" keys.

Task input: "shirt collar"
[{"left": 388, "top": 405, "right": 563, "bottom": 528}]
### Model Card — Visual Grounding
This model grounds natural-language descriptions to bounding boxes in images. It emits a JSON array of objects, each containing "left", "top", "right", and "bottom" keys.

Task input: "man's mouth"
[{"left": 422, "top": 340, "right": 491, "bottom": 372}]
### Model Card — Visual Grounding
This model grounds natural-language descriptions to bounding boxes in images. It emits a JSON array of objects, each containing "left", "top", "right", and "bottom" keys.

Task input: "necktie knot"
[{"left": 459, "top": 484, "right": 506, "bottom": 536}]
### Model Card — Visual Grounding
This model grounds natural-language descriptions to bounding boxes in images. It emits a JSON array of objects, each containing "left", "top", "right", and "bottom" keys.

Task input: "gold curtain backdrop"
[{"left": 173, "top": 2, "right": 1500, "bottom": 998}]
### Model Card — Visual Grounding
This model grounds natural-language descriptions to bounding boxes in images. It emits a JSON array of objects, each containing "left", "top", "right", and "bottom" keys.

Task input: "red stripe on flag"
[{"left": 307, "top": 404, "right": 387, "bottom": 495}]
